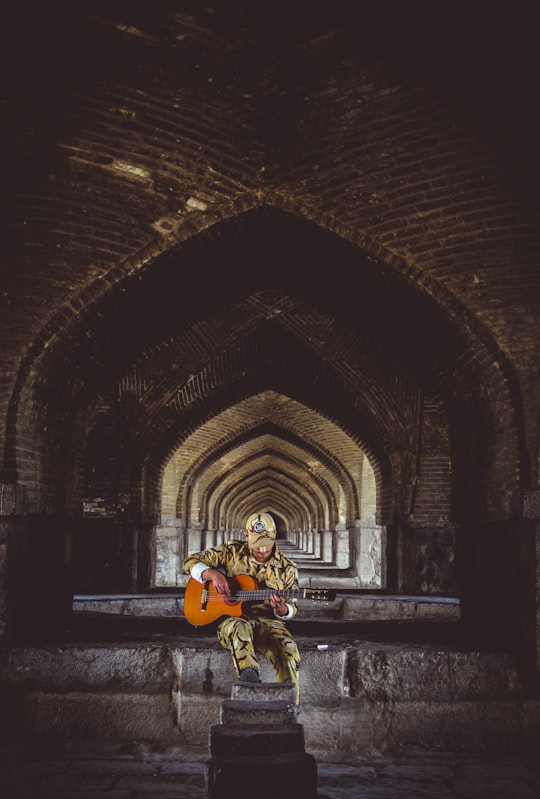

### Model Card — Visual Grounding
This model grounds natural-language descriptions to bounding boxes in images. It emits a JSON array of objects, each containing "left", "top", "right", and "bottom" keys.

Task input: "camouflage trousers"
[{"left": 217, "top": 615, "right": 301, "bottom": 703}]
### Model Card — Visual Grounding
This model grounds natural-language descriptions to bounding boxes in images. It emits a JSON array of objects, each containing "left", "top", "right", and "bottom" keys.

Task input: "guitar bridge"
[{"left": 201, "top": 583, "right": 209, "bottom": 612}]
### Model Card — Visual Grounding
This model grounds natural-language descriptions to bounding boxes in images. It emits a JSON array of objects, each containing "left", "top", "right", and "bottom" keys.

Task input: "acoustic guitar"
[{"left": 183, "top": 573, "right": 336, "bottom": 626}]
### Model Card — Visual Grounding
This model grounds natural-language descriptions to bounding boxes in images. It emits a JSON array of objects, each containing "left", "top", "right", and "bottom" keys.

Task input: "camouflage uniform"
[{"left": 183, "top": 540, "right": 301, "bottom": 702}]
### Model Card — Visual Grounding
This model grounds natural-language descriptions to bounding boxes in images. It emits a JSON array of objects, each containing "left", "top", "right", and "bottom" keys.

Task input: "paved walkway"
[{"left": 1, "top": 746, "right": 539, "bottom": 798}]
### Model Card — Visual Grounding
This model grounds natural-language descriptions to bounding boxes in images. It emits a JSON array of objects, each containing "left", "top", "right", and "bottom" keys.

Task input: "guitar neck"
[{"left": 232, "top": 588, "right": 306, "bottom": 600}]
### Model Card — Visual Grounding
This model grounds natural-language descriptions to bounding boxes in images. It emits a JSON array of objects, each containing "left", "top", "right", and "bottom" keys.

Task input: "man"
[{"left": 182, "top": 511, "right": 301, "bottom": 702}]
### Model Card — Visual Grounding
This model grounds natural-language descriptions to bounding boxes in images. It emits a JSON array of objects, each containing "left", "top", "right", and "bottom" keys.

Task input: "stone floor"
[{"left": 1, "top": 746, "right": 539, "bottom": 798}]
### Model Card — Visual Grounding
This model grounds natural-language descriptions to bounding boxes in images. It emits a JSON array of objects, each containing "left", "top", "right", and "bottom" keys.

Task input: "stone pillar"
[
  {"left": 357, "top": 522, "right": 385, "bottom": 589},
  {"left": 523, "top": 490, "right": 540, "bottom": 675},
  {"left": 206, "top": 681, "right": 318, "bottom": 799},
  {"left": 187, "top": 528, "right": 204, "bottom": 558},
  {"left": 0, "top": 482, "right": 25, "bottom": 638},
  {"left": 536, "top": 523, "right": 540, "bottom": 674},
  {"left": 154, "top": 521, "right": 183, "bottom": 586},
  {"left": 321, "top": 529, "right": 333, "bottom": 563},
  {"left": 458, "top": 514, "right": 536, "bottom": 678},
  {"left": 1, "top": 481, "right": 72, "bottom": 641},
  {"left": 335, "top": 528, "right": 350, "bottom": 569}
]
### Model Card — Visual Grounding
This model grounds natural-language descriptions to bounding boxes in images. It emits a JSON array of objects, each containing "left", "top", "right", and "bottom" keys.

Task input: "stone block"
[
  {"left": 209, "top": 722, "right": 306, "bottom": 758},
  {"left": 449, "top": 701, "right": 523, "bottom": 750},
  {"left": 445, "top": 650, "right": 519, "bottom": 701},
  {"left": 345, "top": 644, "right": 449, "bottom": 701},
  {"left": 231, "top": 680, "right": 296, "bottom": 703},
  {"left": 1, "top": 690, "right": 182, "bottom": 749},
  {"left": 296, "top": 705, "right": 342, "bottom": 752},
  {"left": 0, "top": 644, "right": 175, "bottom": 692},
  {"left": 299, "top": 698, "right": 372, "bottom": 755},
  {"left": 173, "top": 692, "right": 223, "bottom": 747},
  {"left": 206, "top": 751, "right": 318, "bottom": 799},
  {"left": 297, "top": 646, "right": 345, "bottom": 706},
  {"left": 171, "top": 646, "right": 235, "bottom": 698},
  {"left": 220, "top": 699, "right": 297, "bottom": 726},
  {"left": 345, "top": 643, "right": 518, "bottom": 702}
]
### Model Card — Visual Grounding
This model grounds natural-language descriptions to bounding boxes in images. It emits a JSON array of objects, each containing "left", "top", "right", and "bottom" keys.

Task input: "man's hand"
[
  {"left": 203, "top": 568, "right": 230, "bottom": 597},
  {"left": 269, "top": 592, "right": 288, "bottom": 616}
]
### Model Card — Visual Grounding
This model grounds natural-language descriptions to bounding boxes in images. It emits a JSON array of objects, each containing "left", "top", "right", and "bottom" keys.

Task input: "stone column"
[
  {"left": 1, "top": 482, "right": 72, "bottom": 641},
  {"left": 523, "top": 490, "right": 540, "bottom": 674},
  {"left": 335, "top": 528, "right": 350, "bottom": 569},
  {"left": 321, "top": 529, "right": 333, "bottom": 563},
  {"left": 0, "top": 483, "right": 25, "bottom": 638}
]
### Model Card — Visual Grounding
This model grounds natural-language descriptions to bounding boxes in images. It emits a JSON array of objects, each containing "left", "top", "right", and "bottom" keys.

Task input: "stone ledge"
[{"left": 72, "top": 592, "right": 460, "bottom": 622}]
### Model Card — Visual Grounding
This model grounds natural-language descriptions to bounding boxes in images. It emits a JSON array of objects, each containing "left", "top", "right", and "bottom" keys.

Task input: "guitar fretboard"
[
  {"left": 227, "top": 588, "right": 306, "bottom": 600},
  {"left": 200, "top": 586, "right": 333, "bottom": 603}
]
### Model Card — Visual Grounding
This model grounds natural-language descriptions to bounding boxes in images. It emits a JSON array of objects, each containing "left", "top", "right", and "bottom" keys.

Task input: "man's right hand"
[{"left": 202, "top": 568, "right": 231, "bottom": 597}]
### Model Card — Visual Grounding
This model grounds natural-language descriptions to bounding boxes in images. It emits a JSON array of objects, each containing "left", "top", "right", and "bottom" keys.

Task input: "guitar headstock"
[{"left": 308, "top": 589, "right": 336, "bottom": 603}]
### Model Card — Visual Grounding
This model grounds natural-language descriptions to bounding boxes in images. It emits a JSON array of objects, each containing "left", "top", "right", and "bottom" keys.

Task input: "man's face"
[
  {"left": 245, "top": 531, "right": 274, "bottom": 562},
  {"left": 250, "top": 545, "right": 273, "bottom": 563}
]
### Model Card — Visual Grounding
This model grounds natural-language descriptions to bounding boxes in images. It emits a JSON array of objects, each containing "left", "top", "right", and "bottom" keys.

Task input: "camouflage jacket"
[{"left": 182, "top": 540, "right": 299, "bottom": 618}]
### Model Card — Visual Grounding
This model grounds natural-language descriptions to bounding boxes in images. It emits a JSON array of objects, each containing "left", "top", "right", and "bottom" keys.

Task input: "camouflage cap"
[{"left": 246, "top": 512, "right": 277, "bottom": 548}]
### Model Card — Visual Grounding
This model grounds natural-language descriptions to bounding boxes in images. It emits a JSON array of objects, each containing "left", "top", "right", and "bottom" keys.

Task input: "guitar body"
[
  {"left": 183, "top": 573, "right": 336, "bottom": 627},
  {"left": 184, "top": 573, "right": 258, "bottom": 626}
]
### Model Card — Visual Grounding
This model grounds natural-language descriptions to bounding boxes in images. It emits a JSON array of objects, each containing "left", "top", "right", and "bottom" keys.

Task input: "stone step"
[
  {"left": 231, "top": 680, "right": 296, "bottom": 704},
  {"left": 209, "top": 722, "right": 306, "bottom": 758},
  {"left": 220, "top": 699, "right": 298, "bottom": 726},
  {"left": 206, "top": 751, "right": 318, "bottom": 799}
]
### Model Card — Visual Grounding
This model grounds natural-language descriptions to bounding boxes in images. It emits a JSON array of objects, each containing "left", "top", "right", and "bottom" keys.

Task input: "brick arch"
[
  {"left": 83, "top": 325, "right": 399, "bottom": 527},
  {"left": 267, "top": 511, "right": 288, "bottom": 541},
  {"left": 5, "top": 206, "right": 522, "bottom": 526},
  {"left": 190, "top": 454, "right": 333, "bottom": 532},
  {"left": 146, "top": 356, "right": 397, "bottom": 523},
  {"left": 173, "top": 424, "right": 347, "bottom": 533},
  {"left": 172, "top": 420, "right": 359, "bottom": 520},
  {"left": 135, "top": 310, "right": 409, "bottom": 459},
  {"left": 217, "top": 471, "right": 322, "bottom": 534}
]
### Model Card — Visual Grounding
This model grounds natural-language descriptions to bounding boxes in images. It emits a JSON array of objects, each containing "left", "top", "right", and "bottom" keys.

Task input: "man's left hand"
[{"left": 269, "top": 592, "right": 288, "bottom": 616}]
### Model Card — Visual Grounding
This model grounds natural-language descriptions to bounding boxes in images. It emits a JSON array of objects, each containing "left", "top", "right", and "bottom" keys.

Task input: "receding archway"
[{"left": 157, "top": 390, "right": 382, "bottom": 590}]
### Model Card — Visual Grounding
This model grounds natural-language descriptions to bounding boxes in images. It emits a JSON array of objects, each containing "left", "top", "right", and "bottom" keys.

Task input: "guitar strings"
[{"left": 193, "top": 591, "right": 330, "bottom": 602}]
